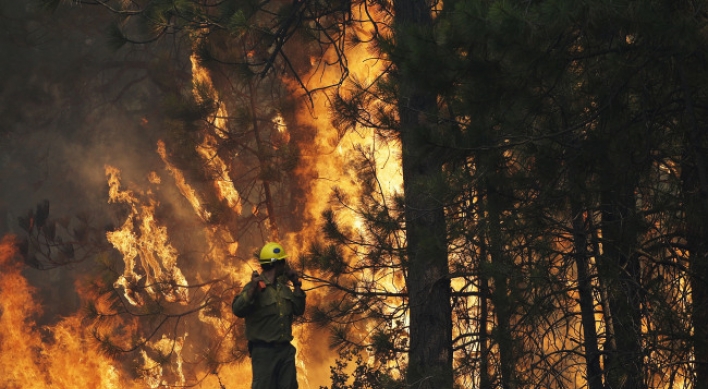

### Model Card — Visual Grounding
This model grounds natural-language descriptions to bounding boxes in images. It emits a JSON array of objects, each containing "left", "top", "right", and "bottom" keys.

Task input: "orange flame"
[
  {"left": 105, "top": 165, "right": 189, "bottom": 305},
  {"left": 0, "top": 235, "right": 136, "bottom": 388},
  {"left": 1, "top": 4, "right": 400, "bottom": 389},
  {"left": 190, "top": 52, "right": 244, "bottom": 215}
]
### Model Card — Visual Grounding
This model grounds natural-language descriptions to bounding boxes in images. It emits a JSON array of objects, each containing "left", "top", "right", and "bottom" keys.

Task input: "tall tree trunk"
[
  {"left": 598, "top": 179, "right": 645, "bottom": 389},
  {"left": 682, "top": 150, "right": 708, "bottom": 389},
  {"left": 479, "top": 250, "right": 492, "bottom": 389},
  {"left": 679, "top": 65, "right": 708, "bottom": 389},
  {"left": 571, "top": 199, "right": 604, "bottom": 389},
  {"left": 394, "top": 1, "right": 453, "bottom": 388},
  {"left": 486, "top": 184, "right": 516, "bottom": 389}
]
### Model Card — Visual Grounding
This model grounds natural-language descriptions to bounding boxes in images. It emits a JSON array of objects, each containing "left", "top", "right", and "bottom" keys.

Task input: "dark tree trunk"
[
  {"left": 400, "top": 98, "right": 453, "bottom": 389},
  {"left": 477, "top": 150, "right": 515, "bottom": 389},
  {"left": 571, "top": 200, "right": 604, "bottom": 389},
  {"left": 248, "top": 79, "right": 280, "bottom": 240},
  {"left": 479, "top": 253, "right": 492, "bottom": 389},
  {"left": 394, "top": 1, "right": 453, "bottom": 388},
  {"left": 487, "top": 196, "right": 515, "bottom": 389},
  {"left": 679, "top": 65, "right": 708, "bottom": 389},
  {"left": 683, "top": 159, "right": 708, "bottom": 389},
  {"left": 598, "top": 181, "right": 645, "bottom": 389}
]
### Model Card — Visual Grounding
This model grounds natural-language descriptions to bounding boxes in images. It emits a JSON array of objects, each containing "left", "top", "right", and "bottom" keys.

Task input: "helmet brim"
[{"left": 259, "top": 256, "right": 288, "bottom": 265}]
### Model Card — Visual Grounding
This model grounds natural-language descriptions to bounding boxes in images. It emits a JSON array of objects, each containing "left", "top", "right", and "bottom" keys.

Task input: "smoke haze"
[{"left": 0, "top": 2, "right": 316, "bottom": 387}]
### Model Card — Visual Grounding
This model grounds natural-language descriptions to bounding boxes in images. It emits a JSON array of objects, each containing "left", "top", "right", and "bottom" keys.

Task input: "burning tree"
[
  {"left": 307, "top": 1, "right": 708, "bottom": 389},
  {"left": 4, "top": 0, "right": 708, "bottom": 389}
]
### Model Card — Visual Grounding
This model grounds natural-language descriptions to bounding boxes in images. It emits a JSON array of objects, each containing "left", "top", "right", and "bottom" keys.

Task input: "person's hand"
[
  {"left": 250, "top": 271, "right": 265, "bottom": 297},
  {"left": 284, "top": 268, "right": 301, "bottom": 288}
]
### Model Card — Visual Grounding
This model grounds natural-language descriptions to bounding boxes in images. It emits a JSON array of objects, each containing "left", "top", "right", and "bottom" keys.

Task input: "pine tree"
[
  {"left": 390, "top": 1, "right": 453, "bottom": 387},
  {"left": 25, "top": 1, "right": 708, "bottom": 388}
]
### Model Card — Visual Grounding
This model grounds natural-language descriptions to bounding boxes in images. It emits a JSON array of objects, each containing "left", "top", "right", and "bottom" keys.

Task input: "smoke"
[
  {"left": 0, "top": 3, "right": 249, "bottom": 386},
  {"left": 0, "top": 4, "right": 176, "bottom": 335},
  {"left": 0, "top": 2, "right": 159, "bottom": 233},
  {"left": 0, "top": 1, "right": 398, "bottom": 387}
]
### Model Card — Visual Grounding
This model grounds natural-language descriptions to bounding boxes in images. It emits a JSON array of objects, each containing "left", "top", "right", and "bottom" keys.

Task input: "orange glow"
[
  {"left": 1, "top": 3, "right": 402, "bottom": 389},
  {"left": 0, "top": 235, "right": 137, "bottom": 388},
  {"left": 3, "top": 2, "right": 705, "bottom": 388},
  {"left": 105, "top": 165, "right": 189, "bottom": 306},
  {"left": 277, "top": 4, "right": 407, "bottom": 385},
  {"left": 190, "top": 51, "right": 243, "bottom": 215},
  {"left": 287, "top": 2, "right": 400, "bottom": 246}
]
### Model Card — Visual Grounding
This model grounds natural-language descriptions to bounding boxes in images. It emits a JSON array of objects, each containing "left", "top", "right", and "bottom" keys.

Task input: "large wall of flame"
[
  {"left": 0, "top": 2, "right": 397, "bottom": 388},
  {"left": 0, "top": 236, "right": 127, "bottom": 388}
]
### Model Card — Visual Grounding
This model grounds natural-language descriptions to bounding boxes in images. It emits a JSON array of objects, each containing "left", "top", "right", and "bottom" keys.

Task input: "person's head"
[{"left": 258, "top": 242, "right": 288, "bottom": 274}]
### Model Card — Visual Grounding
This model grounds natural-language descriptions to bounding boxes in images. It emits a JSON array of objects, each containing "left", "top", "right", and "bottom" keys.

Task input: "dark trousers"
[{"left": 250, "top": 342, "right": 298, "bottom": 389}]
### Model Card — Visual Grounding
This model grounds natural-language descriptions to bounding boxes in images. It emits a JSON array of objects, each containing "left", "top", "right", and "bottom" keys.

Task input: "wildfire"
[
  {"left": 288, "top": 2, "right": 400, "bottom": 244},
  {"left": 0, "top": 3, "right": 401, "bottom": 389},
  {"left": 190, "top": 52, "right": 244, "bottom": 215},
  {"left": 277, "top": 2, "right": 407, "bottom": 383},
  {"left": 0, "top": 235, "right": 130, "bottom": 389},
  {"left": 105, "top": 165, "right": 189, "bottom": 306},
  {"left": 156, "top": 140, "right": 211, "bottom": 222}
]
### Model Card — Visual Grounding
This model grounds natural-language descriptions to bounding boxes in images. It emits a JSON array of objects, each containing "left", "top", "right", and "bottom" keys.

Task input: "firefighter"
[{"left": 232, "top": 242, "right": 306, "bottom": 389}]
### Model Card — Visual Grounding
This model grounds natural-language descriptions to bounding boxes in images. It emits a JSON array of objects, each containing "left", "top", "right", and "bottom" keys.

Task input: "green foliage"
[
  {"left": 308, "top": 239, "right": 349, "bottom": 276},
  {"left": 21, "top": 0, "right": 708, "bottom": 387},
  {"left": 226, "top": 10, "right": 250, "bottom": 38},
  {"left": 320, "top": 347, "right": 404, "bottom": 389}
]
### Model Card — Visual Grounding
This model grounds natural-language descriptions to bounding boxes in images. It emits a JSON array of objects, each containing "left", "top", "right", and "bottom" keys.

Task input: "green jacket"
[{"left": 232, "top": 275, "right": 306, "bottom": 343}]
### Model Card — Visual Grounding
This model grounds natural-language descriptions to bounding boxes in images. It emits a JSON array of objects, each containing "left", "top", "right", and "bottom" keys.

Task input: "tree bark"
[
  {"left": 393, "top": 1, "right": 453, "bottom": 388},
  {"left": 679, "top": 65, "right": 708, "bottom": 389},
  {"left": 483, "top": 174, "right": 516, "bottom": 389},
  {"left": 479, "top": 251, "right": 492, "bottom": 389},
  {"left": 598, "top": 181, "right": 645, "bottom": 389},
  {"left": 571, "top": 200, "right": 604, "bottom": 389}
]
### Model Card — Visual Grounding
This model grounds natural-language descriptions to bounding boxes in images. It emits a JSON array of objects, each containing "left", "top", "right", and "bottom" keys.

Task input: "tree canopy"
[{"left": 3, "top": 0, "right": 708, "bottom": 388}]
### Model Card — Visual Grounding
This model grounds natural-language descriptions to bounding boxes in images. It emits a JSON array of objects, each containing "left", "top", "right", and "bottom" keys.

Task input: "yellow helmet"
[{"left": 258, "top": 242, "right": 288, "bottom": 265}]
